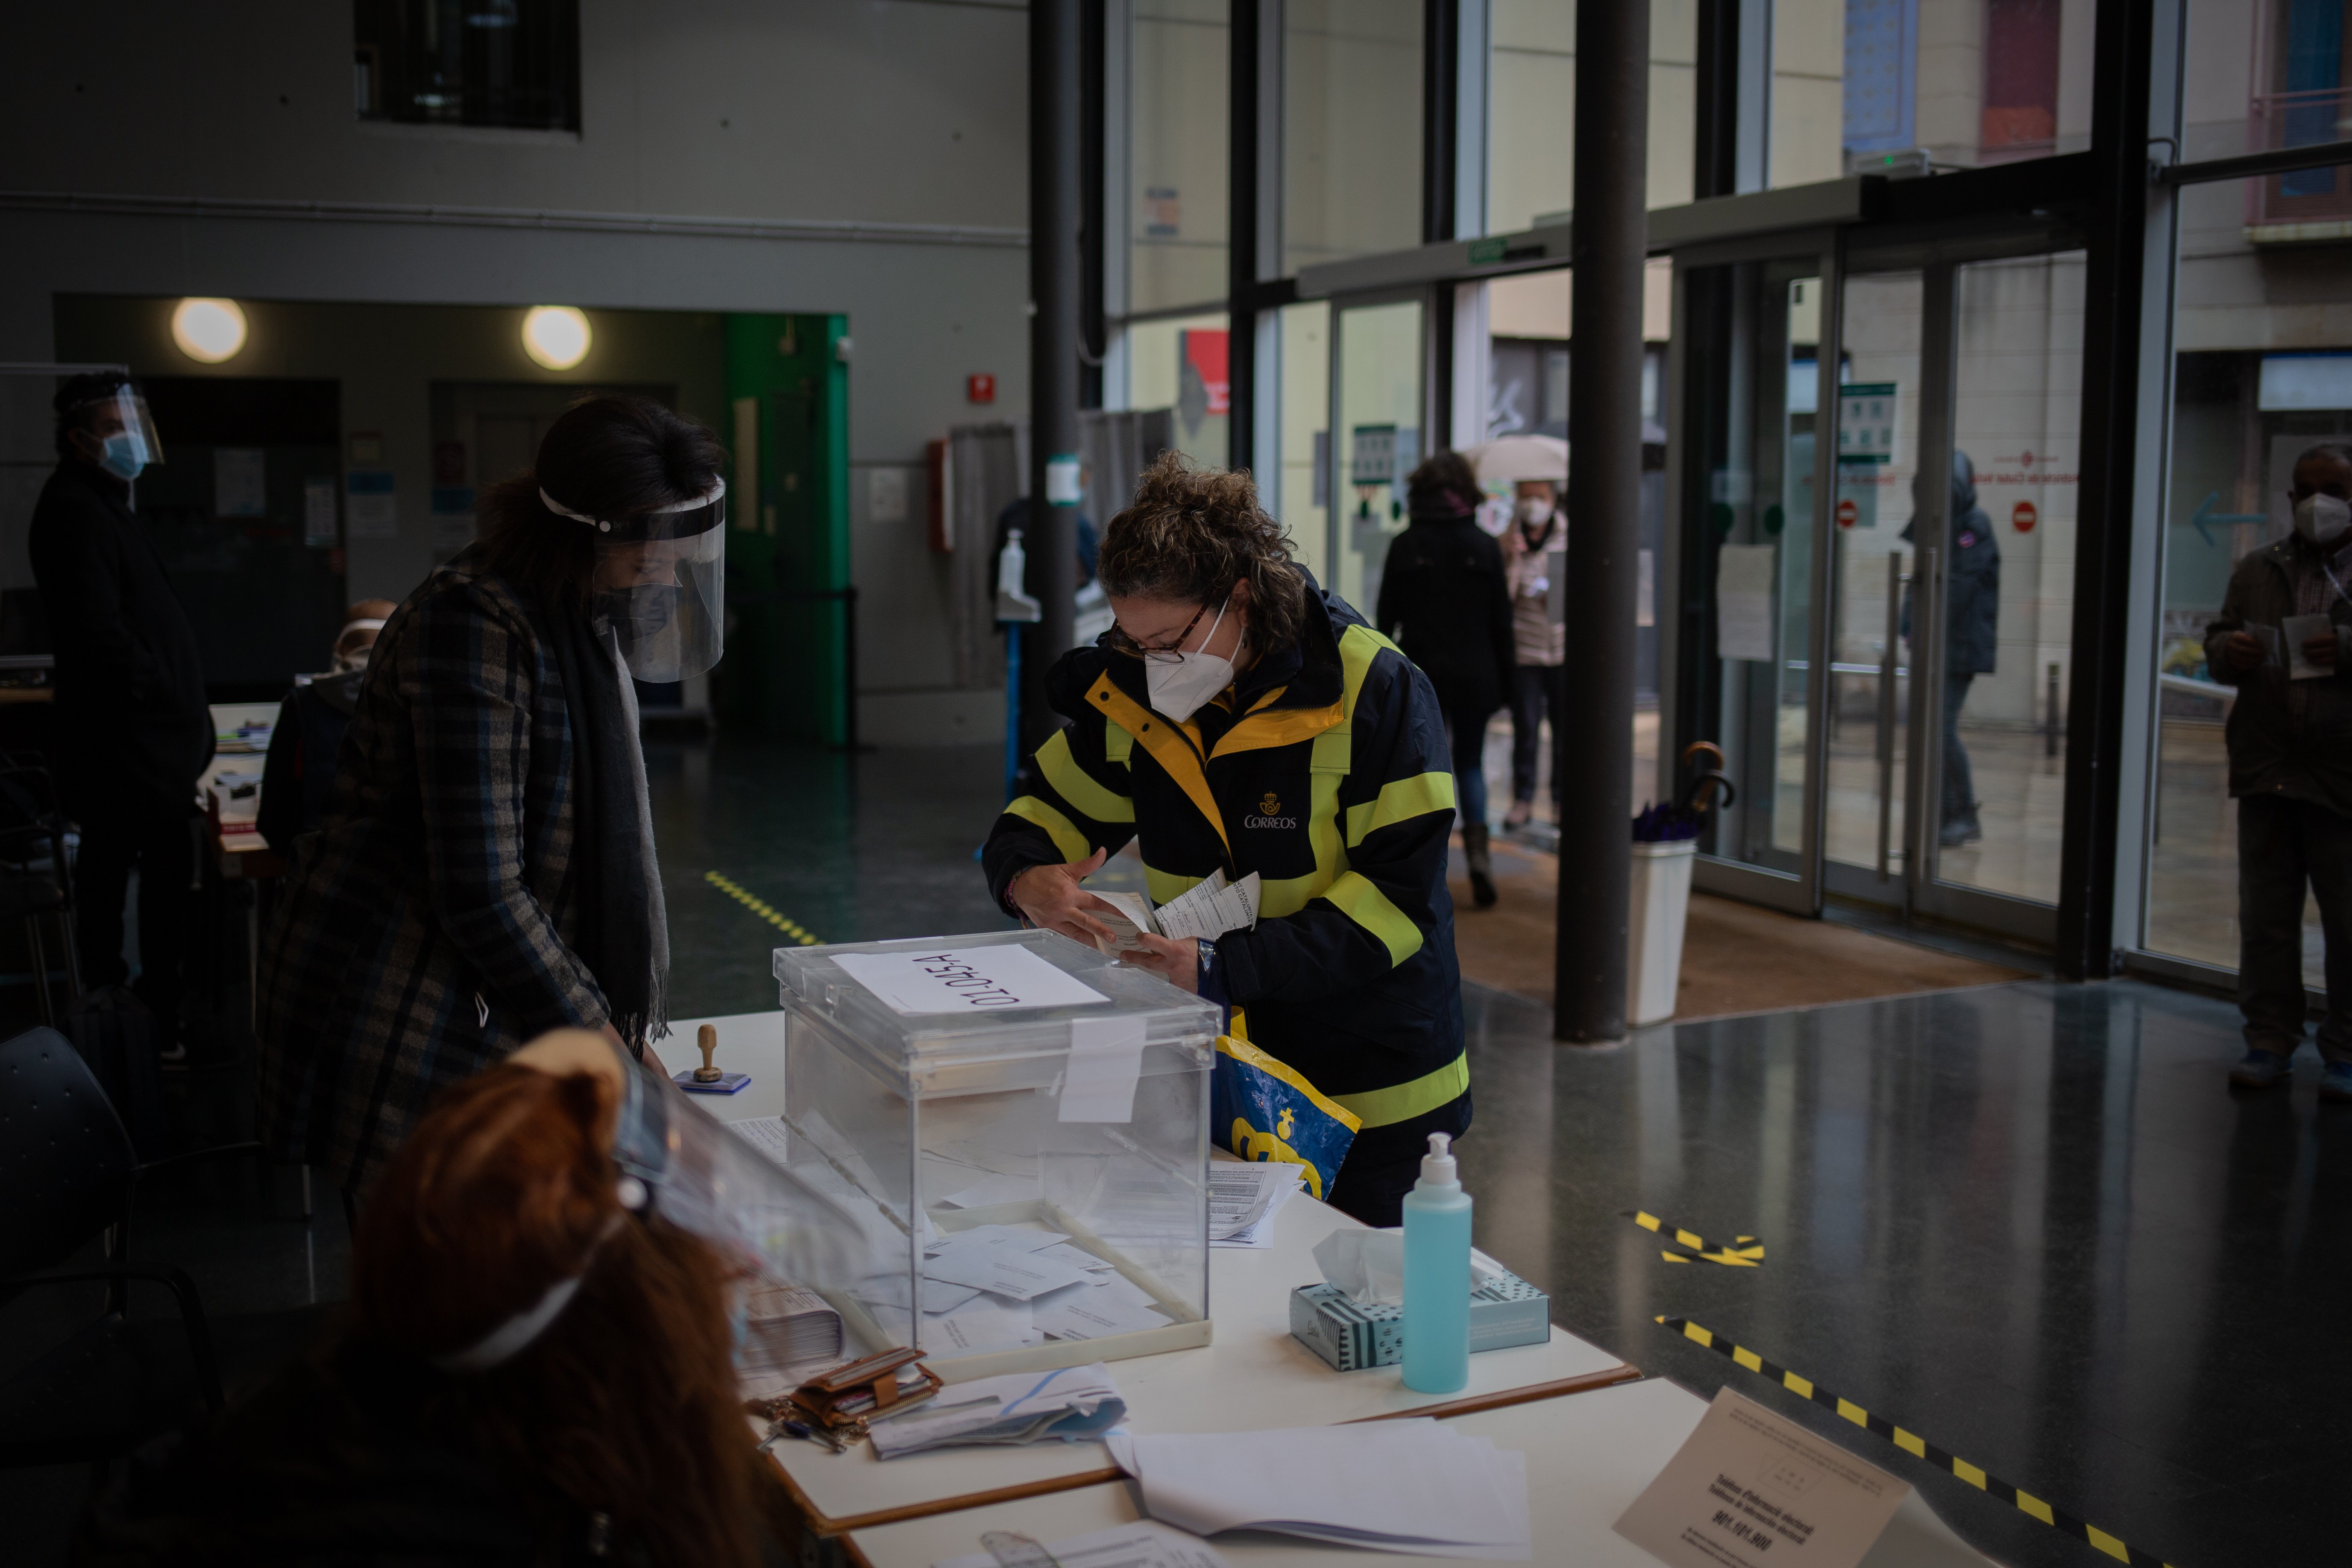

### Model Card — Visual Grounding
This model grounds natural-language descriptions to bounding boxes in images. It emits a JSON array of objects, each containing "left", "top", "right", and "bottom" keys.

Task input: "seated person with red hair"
[{"left": 75, "top": 1030, "right": 781, "bottom": 1568}]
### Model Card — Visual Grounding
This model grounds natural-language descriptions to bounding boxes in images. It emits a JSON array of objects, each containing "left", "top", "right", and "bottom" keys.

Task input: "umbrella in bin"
[{"left": 1633, "top": 742, "right": 1737, "bottom": 842}]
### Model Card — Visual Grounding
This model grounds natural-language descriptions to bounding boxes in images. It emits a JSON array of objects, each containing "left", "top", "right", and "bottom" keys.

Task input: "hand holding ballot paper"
[{"left": 1087, "top": 870, "right": 1261, "bottom": 955}]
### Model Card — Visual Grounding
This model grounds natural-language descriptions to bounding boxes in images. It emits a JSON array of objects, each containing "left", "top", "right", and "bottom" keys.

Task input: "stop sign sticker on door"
[
  {"left": 2012, "top": 500, "right": 2038, "bottom": 532},
  {"left": 1836, "top": 498, "right": 1859, "bottom": 528}
]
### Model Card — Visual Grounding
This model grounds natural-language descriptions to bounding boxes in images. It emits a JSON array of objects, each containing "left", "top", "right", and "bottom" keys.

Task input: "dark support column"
[
  {"left": 2057, "top": 0, "right": 2160, "bottom": 979},
  {"left": 1555, "top": 0, "right": 1649, "bottom": 1043},
  {"left": 1228, "top": 0, "right": 1261, "bottom": 475},
  {"left": 1080, "top": 0, "right": 1106, "bottom": 412},
  {"left": 1692, "top": 0, "right": 1741, "bottom": 200},
  {"left": 1422, "top": 0, "right": 1459, "bottom": 244},
  {"left": 1026, "top": 0, "right": 1082, "bottom": 750}
]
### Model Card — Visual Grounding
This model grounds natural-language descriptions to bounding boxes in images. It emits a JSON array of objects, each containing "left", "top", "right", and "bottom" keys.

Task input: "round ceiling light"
[
  {"left": 171, "top": 298, "right": 247, "bottom": 363},
  {"left": 522, "top": 305, "right": 592, "bottom": 370}
]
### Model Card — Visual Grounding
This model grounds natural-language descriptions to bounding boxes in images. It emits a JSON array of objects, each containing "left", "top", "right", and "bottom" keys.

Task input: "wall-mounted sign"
[
  {"left": 2012, "top": 500, "right": 2038, "bottom": 532},
  {"left": 1836, "top": 382, "right": 1897, "bottom": 465}
]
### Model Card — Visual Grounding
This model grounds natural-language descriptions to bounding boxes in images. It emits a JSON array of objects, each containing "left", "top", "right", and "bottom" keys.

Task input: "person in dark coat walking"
[
  {"left": 1376, "top": 451, "right": 1516, "bottom": 907},
  {"left": 29, "top": 373, "right": 214, "bottom": 1050},
  {"left": 1902, "top": 449, "right": 2002, "bottom": 847},
  {"left": 256, "top": 600, "right": 396, "bottom": 855},
  {"left": 260, "top": 396, "right": 725, "bottom": 1201},
  {"left": 2205, "top": 440, "right": 2352, "bottom": 1101}
]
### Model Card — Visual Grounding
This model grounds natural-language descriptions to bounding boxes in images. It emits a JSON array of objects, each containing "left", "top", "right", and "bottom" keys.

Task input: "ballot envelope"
[{"left": 771, "top": 929, "right": 1220, "bottom": 1380}]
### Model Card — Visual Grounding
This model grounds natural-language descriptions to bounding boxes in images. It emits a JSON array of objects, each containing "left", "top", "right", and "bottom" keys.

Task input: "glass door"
[
  {"left": 1674, "top": 243, "right": 1840, "bottom": 915},
  {"left": 1818, "top": 249, "right": 2083, "bottom": 944},
  {"left": 1328, "top": 295, "right": 1426, "bottom": 617}
]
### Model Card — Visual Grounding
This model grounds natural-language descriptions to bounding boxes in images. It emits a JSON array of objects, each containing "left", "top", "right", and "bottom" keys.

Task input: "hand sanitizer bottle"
[{"left": 1401, "top": 1131, "right": 1472, "bottom": 1393}]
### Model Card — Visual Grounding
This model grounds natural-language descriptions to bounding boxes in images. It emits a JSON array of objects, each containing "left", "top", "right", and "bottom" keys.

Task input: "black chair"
[
  {"left": 0, "top": 757, "right": 79, "bottom": 1026},
  {"left": 0, "top": 1026, "right": 328, "bottom": 1469}
]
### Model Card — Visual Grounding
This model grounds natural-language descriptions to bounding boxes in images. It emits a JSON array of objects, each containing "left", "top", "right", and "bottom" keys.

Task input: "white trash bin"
[{"left": 1626, "top": 838, "right": 1697, "bottom": 1027}]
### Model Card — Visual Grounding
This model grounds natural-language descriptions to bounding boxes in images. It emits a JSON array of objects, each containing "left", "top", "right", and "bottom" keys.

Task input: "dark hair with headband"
[
  {"left": 1099, "top": 451, "right": 1309, "bottom": 655},
  {"left": 475, "top": 394, "right": 725, "bottom": 610}
]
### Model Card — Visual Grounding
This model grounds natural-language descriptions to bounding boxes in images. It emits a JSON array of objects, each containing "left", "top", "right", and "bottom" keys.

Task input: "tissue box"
[{"left": 1288, "top": 1269, "right": 1551, "bottom": 1372}]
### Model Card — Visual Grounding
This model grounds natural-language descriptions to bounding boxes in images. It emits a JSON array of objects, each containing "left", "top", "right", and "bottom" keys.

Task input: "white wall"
[{"left": 0, "top": 0, "right": 1032, "bottom": 741}]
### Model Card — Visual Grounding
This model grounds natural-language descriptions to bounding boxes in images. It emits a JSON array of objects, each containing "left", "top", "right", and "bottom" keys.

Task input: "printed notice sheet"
[
  {"left": 1614, "top": 1387, "right": 1909, "bottom": 1568},
  {"left": 832, "top": 946, "right": 1109, "bottom": 1014},
  {"left": 1716, "top": 545, "right": 1778, "bottom": 663}
]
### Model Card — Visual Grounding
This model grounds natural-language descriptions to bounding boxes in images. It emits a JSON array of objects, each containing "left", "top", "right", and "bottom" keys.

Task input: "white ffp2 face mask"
[
  {"left": 1143, "top": 598, "right": 1239, "bottom": 723},
  {"left": 2295, "top": 492, "right": 2352, "bottom": 546},
  {"left": 1515, "top": 497, "right": 1554, "bottom": 527}
]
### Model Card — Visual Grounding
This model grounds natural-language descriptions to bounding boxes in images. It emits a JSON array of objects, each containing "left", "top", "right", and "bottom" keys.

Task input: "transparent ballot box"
[{"left": 769, "top": 929, "right": 1219, "bottom": 1379}]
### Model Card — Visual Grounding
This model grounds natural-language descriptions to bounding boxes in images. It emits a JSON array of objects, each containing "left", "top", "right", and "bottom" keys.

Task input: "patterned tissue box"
[{"left": 1288, "top": 1268, "right": 1551, "bottom": 1372}]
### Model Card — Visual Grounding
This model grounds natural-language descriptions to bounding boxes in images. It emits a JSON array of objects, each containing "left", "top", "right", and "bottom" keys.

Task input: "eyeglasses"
[{"left": 1106, "top": 596, "right": 1223, "bottom": 664}]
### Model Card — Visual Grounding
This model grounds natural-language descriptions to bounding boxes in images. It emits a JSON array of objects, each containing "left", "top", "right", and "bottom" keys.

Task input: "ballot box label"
[
  {"left": 831, "top": 945, "right": 1109, "bottom": 1014},
  {"left": 1614, "top": 1387, "right": 1909, "bottom": 1568}
]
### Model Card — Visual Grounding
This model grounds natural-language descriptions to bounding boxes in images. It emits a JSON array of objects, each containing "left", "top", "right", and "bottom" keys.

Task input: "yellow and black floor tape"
[
  {"left": 1624, "top": 1210, "right": 1766, "bottom": 1266},
  {"left": 1657, "top": 1316, "right": 2170, "bottom": 1567},
  {"left": 704, "top": 870, "right": 822, "bottom": 946}
]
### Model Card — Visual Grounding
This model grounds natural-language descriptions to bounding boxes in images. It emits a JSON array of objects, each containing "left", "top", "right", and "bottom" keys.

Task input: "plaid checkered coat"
[{"left": 258, "top": 549, "right": 613, "bottom": 1195}]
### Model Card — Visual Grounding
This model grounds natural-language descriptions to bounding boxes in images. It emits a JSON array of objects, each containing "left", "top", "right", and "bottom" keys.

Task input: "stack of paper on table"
[
  {"left": 736, "top": 1284, "right": 846, "bottom": 1398},
  {"left": 1208, "top": 1161, "right": 1304, "bottom": 1249},
  {"left": 1106, "top": 1419, "right": 1531, "bottom": 1560},
  {"left": 852, "top": 1221, "right": 1179, "bottom": 1357},
  {"left": 867, "top": 1362, "right": 1126, "bottom": 1459}
]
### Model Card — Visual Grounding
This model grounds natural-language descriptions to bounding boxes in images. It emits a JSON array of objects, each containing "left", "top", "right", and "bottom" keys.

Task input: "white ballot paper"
[
  {"left": 833, "top": 946, "right": 1109, "bottom": 1015},
  {"left": 2285, "top": 613, "right": 2334, "bottom": 679},
  {"left": 1614, "top": 1387, "right": 1911, "bottom": 1568},
  {"left": 723, "top": 1115, "right": 791, "bottom": 1169},
  {"left": 870, "top": 1362, "right": 1126, "bottom": 1460},
  {"left": 937, "top": 1173, "right": 1038, "bottom": 1209},
  {"left": 1088, "top": 871, "right": 1261, "bottom": 950},
  {"left": 1108, "top": 1419, "right": 1531, "bottom": 1559},
  {"left": 1716, "top": 544, "right": 1778, "bottom": 662},
  {"left": 935, "top": 1521, "right": 1230, "bottom": 1568},
  {"left": 923, "top": 1243, "right": 1092, "bottom": 1301}
]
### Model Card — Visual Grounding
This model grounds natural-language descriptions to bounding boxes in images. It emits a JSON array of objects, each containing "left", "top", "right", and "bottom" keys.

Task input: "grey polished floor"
[
  {"left": 1458, "top": 976, "right": 2348, "bottom": 1568},
  {"left": 3, "top": 737, "right": 2338, "bottom": 1567}
]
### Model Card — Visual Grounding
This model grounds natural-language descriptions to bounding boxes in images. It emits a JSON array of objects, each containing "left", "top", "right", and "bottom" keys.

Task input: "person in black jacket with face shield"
[
  {"left": 29, "top": 373, "right": 214, "bottom": 1052},
  {"left": 1902, "top": 450, "right": 2001, "bottom": 848}
]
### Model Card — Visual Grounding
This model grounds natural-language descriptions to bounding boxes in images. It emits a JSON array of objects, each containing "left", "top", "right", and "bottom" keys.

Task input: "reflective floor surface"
[
  {"left": 3, "top": 738, "right": 2335, "bottom": 1567},
  {"left": 1460, "top": 976, "right": 2351, "bottom": 1568}
]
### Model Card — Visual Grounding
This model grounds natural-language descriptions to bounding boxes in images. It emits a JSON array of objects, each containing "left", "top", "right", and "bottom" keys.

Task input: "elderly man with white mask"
[{"left": 2208, "top": 440, "right": 2352, "bottom": 1099}]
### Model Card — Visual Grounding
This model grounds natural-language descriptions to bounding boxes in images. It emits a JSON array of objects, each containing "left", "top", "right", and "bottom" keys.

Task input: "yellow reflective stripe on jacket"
[
  {"left": 1331, "top": 1051, "right": 1470, "bottom": 1128},
  {"left": 1344, "top": 770, "right": 1455, "bottom": 847},
  {"left": 1105, "top": 723, "right": 1134, "bottom": 767},
  {"left": 1321, "top": 869, "right": 1422, "bottom": 965},
  {"left": 1258, "top": 770, "right": 1345, "bottom": 917},
  {"left": 1005, "top": 795, "right": 1091, "bottom": 863},
  {"left": 1145, "top": 863, "right": 1204, "bottom": 904},
  {"left": 1087, "top": 674, "right": 1232, "bottom": 858},
  {"left": 1037, "top": 730, "right": 1135, "bottom": 823}
]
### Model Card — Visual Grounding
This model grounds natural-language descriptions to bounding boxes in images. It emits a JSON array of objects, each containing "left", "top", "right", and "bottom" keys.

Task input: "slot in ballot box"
[{"left": 772, "top": 930, "right": 1221, "bottom": 1379}]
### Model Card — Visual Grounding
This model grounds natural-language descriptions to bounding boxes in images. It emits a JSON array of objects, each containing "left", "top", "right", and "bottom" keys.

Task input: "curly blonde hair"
[{"left": 1098, "top": 453, "right": 1309, "bottom": 654}]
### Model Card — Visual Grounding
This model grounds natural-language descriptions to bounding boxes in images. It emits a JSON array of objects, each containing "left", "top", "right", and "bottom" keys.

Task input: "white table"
[
  {"left": 669, "top": 1012, "right": 1639, "bottom": 1544},
  {"left": 842, "top": 1377, "right": 2005, "bottom": 1568}
]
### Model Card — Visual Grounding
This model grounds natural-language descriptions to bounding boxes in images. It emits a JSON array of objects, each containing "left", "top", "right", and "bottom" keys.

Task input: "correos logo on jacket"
[{"left": 1246, "top": 789, "right": 1297, "bottom": 831}]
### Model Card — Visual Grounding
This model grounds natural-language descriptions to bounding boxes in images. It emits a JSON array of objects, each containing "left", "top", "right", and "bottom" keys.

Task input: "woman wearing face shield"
[
  {"left": 76, "top": 1029, "right": 800, "bottom": 1567},
  {"left": 258, "top": 395, "right": 727, "bottom": 1205},
  {"left": 981, "top": 454, "right": 1472, "bottom": 1227}
]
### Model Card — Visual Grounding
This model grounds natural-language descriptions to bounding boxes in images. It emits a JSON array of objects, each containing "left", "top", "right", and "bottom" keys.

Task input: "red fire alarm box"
[{"left": 967, "top": 373, "right": 996, "bottom": 404}]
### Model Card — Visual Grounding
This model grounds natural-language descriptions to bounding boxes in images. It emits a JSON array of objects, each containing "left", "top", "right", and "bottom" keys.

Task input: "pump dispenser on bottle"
[{"left": 1400, "top": 1131, "right": 1472, "bottom": 1393}]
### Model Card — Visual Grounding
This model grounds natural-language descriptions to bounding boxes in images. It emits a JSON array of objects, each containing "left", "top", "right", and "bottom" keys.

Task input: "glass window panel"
[
  {"left": 2145, "top": 159, "right": 2352, "bottom": 985},
  {"left": 1779, "top": 0, "right": 2097, "bottom": 188},
  {"left": 1128, "top": 0, "right": 1230, "bottom": 314},
  {"left": 1278, "top": 300, "right": 1332, "bottom": 587},
  {"left": 1483, "top": 2, "right": 1698, "bottom": 234},
  {"left": 1282, "top": 0, "right": 1423, "bottom": 274},
  {"left": 1929, "top": 252, "right": 2082, "bottom": 906},
  {"left": 1331, "top": 300, "right": 1424, "bottom": 615},
  {"left": 1123, "top": 312, "right": 1231, "bottom": 469}
]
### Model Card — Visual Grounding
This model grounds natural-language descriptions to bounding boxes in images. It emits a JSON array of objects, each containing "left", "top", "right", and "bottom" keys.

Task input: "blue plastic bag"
[{"left": 1212, "top": 1029, "right": 1361, "bottom": 1202}]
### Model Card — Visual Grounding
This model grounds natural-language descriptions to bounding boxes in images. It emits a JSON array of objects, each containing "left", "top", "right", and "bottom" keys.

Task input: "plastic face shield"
[
  {"left": 608, "top": 1047, "right": 893, "bottom": 1290},
  {"left": 539, "top": 477, "right": 727, "bottom": 683},
  {"left": 74, "top": 384, "right": 163, "bottom": 470}
]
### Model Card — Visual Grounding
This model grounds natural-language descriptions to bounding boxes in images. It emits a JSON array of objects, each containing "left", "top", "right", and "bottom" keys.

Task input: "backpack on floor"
[{"left": 64, "top": 984, "right": 175, "bottom": 1160}]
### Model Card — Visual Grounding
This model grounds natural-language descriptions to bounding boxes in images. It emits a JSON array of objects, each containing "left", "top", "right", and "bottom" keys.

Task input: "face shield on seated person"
[
  {"left": 605, "top": 1038, "right": 897, "bottom": 1293},
  {"left": 538, "top": 478, "right": 727, "bottom": 683}
]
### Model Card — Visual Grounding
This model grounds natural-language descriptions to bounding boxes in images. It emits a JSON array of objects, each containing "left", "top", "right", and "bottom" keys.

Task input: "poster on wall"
[
  {"left": 302, "top": 477, "right": 338, "bottom": 547},
  {"left": 346, "top": 471, "right": 397, "bottom": 539}
]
